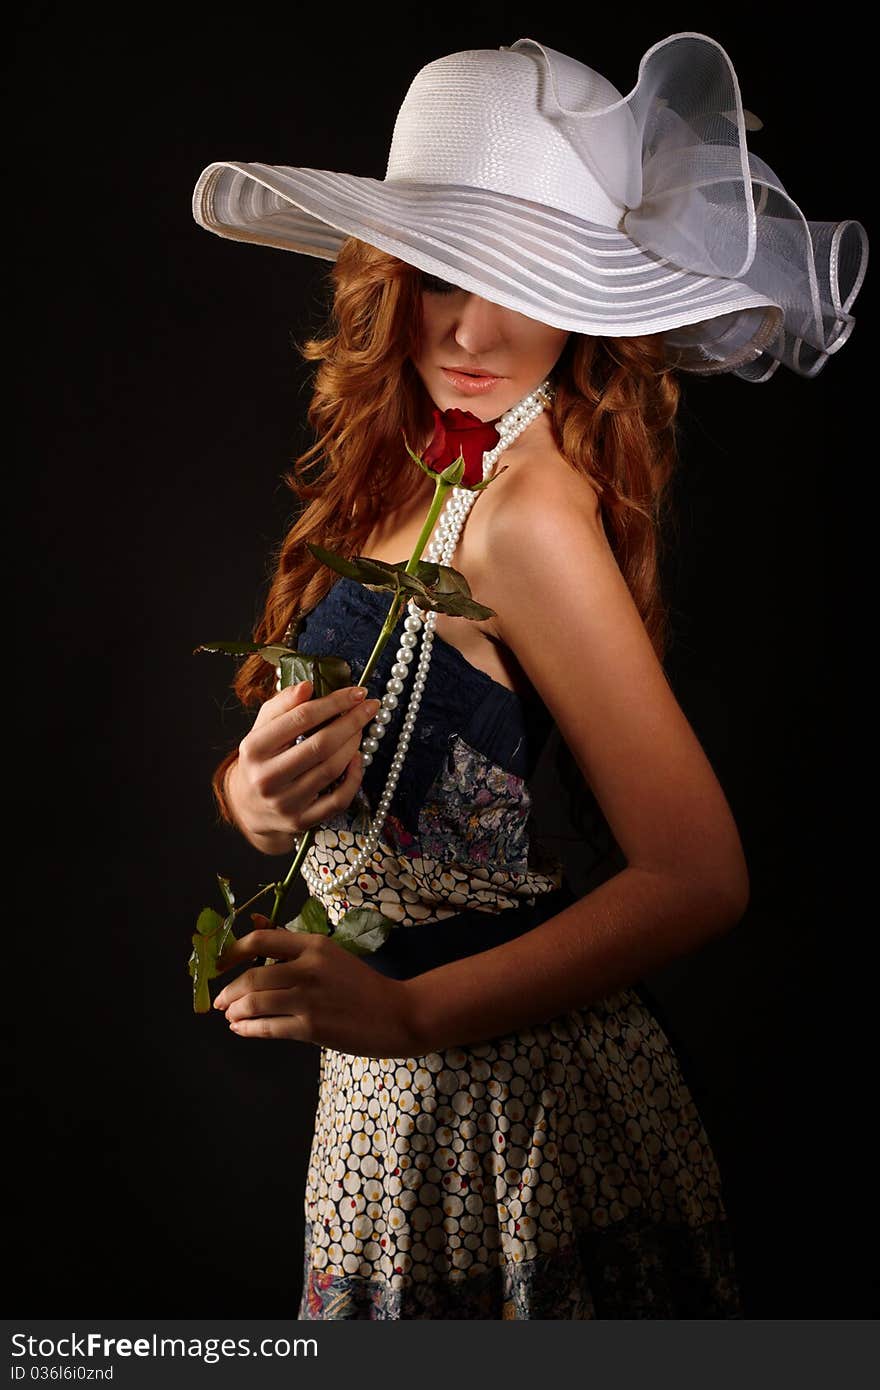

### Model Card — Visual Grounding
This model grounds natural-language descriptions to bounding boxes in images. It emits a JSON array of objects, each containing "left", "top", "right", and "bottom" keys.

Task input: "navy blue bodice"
[{"left": 296, "top": 576, "right": 555, "bottom": 829}]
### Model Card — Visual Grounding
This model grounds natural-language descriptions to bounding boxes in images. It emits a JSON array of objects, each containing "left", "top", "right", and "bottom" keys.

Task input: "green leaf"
[
  {"left": 307, "top": 539, "right": 496, "bottom": 618},
  {"left": 360, "top": 561, "right": 429, "bottom": 598},
  {"left": 405, "top": 572, "right": 496, "bottom": 620},
  {"left": 216, "top": 913, "right": 237, "bottom": 959},
  {"left": 196, "top": 907, "right": 224, "bottom": 937},
  {"left": 397, "top": 558, "right": 440, "bottom": 586},
  {"left": 278, "top": 651, "right": 352, "bottom": 696},
  {"left": 403, "top": 437, "right": 446, "bottom": 482},
  {"left": 189, "top": 929, "right": 220, "bottom": 1013},
  {"left": 408, "top": 586, "right": 493, "bottom": 620},
  {"left": 307, "top": 543, "right": 405, "bottom": 589},
  {"left": 437, "top": 454, "right": 465, "bottom": 487},
  {"left": 331, "top": 908, "right": 395, "bottom": 956},
  {"left": 192, "top": 975, "right": 212, "bottom": 1016},
  {"left": 467, "top": 463, "right": 510, "bottom": 492},
  {"left": 308, "top": 548, "right": 496, "bottom": 621},
  {"left": 217, "top": 875, "right": 235, "bottom": 916},
  {"left": 300, "top": 896, "right": 330, "bottom": 934},
  {"left": 427, "top": 564, "right": 473, "bottom": 597},
  {"left": 283, "top": 912, "right": 328, "bottom": 937},
  {"left": 194, "top": 640, "right": 296, "bottom": 666},
  {"left": 282, "top": 895, "right": 331, "bottom": 937},
  {"left": 191, "top": 892, "right": 238, "bottom": 1012}
]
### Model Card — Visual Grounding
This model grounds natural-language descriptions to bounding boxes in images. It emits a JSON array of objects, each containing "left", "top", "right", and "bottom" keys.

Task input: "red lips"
[{"left": 443, "top": 366, "right": 501, "bottom": 377}]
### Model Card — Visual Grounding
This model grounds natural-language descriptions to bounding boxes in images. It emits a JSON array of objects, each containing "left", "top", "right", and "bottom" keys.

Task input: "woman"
[{"left": 194, "top": 36, "right": 866, "bottom": 1318}]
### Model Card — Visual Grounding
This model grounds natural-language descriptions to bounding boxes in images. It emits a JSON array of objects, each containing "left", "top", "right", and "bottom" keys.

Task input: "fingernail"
[
  {"left": 365, "top": 699, "right": 381, "bottom": 714},
  {"left": 351, "top": 687, "right": 368, "bottom": 700}
]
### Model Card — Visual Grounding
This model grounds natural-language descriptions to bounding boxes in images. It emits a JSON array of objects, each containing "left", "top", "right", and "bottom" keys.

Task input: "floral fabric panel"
[
  {"left": 304, "top": 736, "right": 563, "bottom": 929},
  {"left": 416, "top": 735, "right": 533, "bottom": 873}
]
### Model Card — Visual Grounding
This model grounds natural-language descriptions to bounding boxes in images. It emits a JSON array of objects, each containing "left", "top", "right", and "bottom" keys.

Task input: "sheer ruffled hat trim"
[{"left": 193, "top": 32, "right": 868, "bottom": 381}]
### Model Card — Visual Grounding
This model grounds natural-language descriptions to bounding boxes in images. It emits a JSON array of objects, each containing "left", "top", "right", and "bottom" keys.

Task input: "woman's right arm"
[{"left": 222, "top": 680, "right": 382, "bottom": 856}]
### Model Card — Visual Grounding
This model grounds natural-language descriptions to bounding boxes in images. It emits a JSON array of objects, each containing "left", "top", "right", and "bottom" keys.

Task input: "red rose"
[{"left": 422, "top": 408, "right": 500, "bottom": 488}]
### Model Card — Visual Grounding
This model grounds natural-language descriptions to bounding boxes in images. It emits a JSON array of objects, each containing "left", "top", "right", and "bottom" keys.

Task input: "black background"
[{"left": 9, "top": 4, "right": 873, "bottom": 1317}]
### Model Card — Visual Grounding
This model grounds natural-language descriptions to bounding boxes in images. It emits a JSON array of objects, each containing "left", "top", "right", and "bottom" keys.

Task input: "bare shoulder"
[
  {"left": 457, "top": 436, "right": 612, "bottom": 659},
  {"left": 475, "top": 435, "right": 606, "bottom": 563}
]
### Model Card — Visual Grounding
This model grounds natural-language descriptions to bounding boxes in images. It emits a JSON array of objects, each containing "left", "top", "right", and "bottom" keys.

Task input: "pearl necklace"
[{"left": 286, "top": 378, "right": 554, "bottom": 898}]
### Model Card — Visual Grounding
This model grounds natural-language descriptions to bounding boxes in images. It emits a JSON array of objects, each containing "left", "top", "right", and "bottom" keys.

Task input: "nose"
[{"left": 451, "top": 294, "right": 506, "bottom": 357}]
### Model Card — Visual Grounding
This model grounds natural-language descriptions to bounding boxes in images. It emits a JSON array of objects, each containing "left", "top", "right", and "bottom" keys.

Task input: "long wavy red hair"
[{"left": 212, "top": 237, "right": 682, "bottom": 817}]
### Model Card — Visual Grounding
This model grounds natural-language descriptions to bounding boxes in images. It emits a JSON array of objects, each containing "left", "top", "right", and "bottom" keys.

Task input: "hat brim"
[{"left": 193, "top": 160, "right": 782, "bottom": 354}]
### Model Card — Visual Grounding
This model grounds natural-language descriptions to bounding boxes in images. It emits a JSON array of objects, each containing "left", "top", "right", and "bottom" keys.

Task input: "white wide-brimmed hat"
[{"left": 192, "top": 32, "right": 868, "bottom": 382}]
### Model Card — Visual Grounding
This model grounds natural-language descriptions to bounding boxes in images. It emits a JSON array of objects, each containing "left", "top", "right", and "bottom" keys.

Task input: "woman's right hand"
[{"left": 225, "top": 681, "right": 382, "bottom": 854}]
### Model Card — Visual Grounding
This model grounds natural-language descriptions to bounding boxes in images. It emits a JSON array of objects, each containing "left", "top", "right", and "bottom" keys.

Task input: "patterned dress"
[{"left": 292, "top": 573, "right": 743, "bottom": 1319}]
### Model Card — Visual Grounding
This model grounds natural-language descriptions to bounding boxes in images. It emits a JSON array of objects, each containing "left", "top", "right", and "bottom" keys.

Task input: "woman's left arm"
[{"left": 404, "top": 463, "right": 750, "bottom": 1055}]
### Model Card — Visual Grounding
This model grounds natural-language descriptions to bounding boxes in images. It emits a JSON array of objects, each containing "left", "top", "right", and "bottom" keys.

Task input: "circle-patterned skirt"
[{"left": 298, "top": 986, "right": 743, "bottom": 1319}]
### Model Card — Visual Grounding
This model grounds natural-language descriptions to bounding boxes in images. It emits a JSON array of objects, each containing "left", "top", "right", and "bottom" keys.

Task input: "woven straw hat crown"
[{"left": 385, "top": 46, "right": 632, "bottom": 227}]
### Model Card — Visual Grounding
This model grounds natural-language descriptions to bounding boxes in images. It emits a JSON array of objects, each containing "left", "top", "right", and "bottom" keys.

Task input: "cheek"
[
  {"left": 544, "top": 329, "right": 570, "bottom": 356},
  {"left": 537, "top": 329, "right": 570, "bottom": 369},
  {"left": 517, "top": 324, "right": 569, "bottom": 367},
  {"left": 417, "top": 295, "right": 449, "bottom": 345}
]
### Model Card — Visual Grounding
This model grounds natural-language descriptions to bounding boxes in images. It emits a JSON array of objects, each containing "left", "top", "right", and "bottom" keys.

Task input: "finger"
[
  {"left": 224, "top": 986, "right": 304, "bottom": 1024},
  {"left": 227, "top": 1014, "right": 308, "bottom": 1041},
  {"left": 278, "top": 683, "right": 373, "bottom": 746},
  {"left": 262, "top": 711, "right": 369, "bottom": 800},
  {"left": 218, "top": 926, "right": 309, "bottom": 968},
  {"left": 250, "top": 699, "right": 376, "bottom": 807},
  {"left": 292, "top": 750, "right": 366, "bottom": 831},
  {"left": 253, "top": 678, "right": 313, "bottom": 729},
  {"left": 215, "top": 929, "right": 298, "bottom": 976},
  {"left": 248, "top": 684, "right": 372, "bottom": 762},
  {"left": 213, "top": 959, "right": 295, "bottom": 1008},
  {"left": 215, "top": 915, "right": 289, "bottom": 979}
]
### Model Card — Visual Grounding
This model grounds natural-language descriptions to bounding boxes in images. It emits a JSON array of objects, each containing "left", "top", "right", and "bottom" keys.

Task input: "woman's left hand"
[{"left": 212, "top": 914, "right": 420, "bottom": 1059}]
